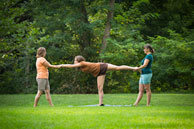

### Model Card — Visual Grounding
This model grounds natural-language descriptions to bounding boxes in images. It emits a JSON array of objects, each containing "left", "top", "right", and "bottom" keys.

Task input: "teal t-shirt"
[{"left": 141, "top": 54, "right": 153, "bottom": 74}]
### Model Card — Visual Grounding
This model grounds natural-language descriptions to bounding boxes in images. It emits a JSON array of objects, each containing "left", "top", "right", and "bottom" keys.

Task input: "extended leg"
[{"left": 107, "top": 63, "right": 135, "bottom": 71}]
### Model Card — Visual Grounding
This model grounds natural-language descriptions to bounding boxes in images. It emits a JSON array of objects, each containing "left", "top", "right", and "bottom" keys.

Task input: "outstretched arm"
[
  {"left": 61, "top": 63, "right": 82, "bottom": 68},
  {"left": 43, "top": 61, "right": 61, "bottom": 68}
]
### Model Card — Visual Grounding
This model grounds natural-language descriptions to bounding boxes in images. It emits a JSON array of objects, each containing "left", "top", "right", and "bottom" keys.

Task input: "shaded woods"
[{"left": 0, "top": 0, "right": 194, "bottom": 94}]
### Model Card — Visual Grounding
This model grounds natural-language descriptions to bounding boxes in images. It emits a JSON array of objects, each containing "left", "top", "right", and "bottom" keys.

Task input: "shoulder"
[
  {"left": 80, "top": 61, "right": 87, "bottom": 66},
  {"left": 37, "top": 57, "right": 47, "bottom": 63},
  {"left": 80, "top": 61, "right": 96, "bottom": 66},
  {"left": 80, "top": 61, "right": 85, "bottom": 65},
  {"left": 80, "top": 61, "right": 90, "bottom": 65},
  {"left": 145, "top": 54, "right": 153, "bottom": 60}
]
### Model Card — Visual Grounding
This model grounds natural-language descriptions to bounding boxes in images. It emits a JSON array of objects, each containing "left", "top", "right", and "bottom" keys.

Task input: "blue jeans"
[{"left": 139, "top": 73, "right": 153, "bottom": 85}]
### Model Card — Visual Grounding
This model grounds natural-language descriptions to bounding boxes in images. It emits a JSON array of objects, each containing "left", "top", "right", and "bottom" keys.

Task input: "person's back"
[{"left": 80, "top": 61, "right": 100, "bottom": 77}]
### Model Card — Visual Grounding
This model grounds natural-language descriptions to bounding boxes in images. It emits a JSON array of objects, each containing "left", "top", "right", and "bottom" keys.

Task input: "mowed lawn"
[{"left": 0, "top": 94, "right": 194, "bottom": 129}]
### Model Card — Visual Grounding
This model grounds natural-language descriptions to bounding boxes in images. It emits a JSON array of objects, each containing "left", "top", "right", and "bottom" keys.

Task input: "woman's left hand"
[{"left": 133, "top": 67, "right": 139, "bottom": 71}]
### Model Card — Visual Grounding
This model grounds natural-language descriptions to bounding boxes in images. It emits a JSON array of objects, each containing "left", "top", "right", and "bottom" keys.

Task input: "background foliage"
[{"left": 0, "top": 0, "right": 194, "bottom": 94}]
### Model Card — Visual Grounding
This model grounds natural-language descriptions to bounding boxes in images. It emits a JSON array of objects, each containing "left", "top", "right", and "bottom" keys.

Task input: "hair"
[
  {"left": 36, "top": 47, "right": 46, "bottom": 58},
  {"left": 75, "top": 55, "right": 85, "bottom": 62},
  {"left": 144, "top": 44, "right": 154, "bottom": 54}
]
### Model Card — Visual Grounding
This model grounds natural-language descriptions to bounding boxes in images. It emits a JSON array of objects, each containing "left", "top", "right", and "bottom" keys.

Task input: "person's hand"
[
  {"left": 133, "top": 67, "right": 139, "bottom": 71},
  {"left": 138, "top": 68, "right": 142, "bottom": 74}
]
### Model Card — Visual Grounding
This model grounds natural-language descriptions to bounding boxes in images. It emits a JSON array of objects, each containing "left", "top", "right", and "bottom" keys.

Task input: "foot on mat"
[{"left": 99, "top": 104, "right": 104, "bottom": 106}]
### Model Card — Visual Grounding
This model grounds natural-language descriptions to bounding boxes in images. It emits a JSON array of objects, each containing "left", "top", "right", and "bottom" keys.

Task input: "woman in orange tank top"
[
  {"left": 61, "top": 55, "right": 137, "bottom": 106},
  {"left": 34, "top": 47, "right": 61, "bottom": 107}
]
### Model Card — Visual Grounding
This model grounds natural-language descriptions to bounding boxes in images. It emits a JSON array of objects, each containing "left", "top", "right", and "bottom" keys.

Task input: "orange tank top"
[
  {"left": 80, "top": 61, "right": 100, "bottom": 77},
  {"left": 36, "top": 57, "right": 49, "bottom": 79}
]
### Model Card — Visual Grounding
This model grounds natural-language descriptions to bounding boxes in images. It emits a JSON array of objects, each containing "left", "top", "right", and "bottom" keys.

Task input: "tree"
[{"left": 100, "top": 0, "right": 115, "bottom": 54}]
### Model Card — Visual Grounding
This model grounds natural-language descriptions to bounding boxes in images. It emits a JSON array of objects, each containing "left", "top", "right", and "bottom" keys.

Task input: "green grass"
[{"left": 0, "top": 94, "right": 194, "bottom": 129}]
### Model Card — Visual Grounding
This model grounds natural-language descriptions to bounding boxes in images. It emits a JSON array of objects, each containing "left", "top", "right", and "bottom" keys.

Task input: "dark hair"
[
  {"left": 36, "top": 47, "right": 46, "bottom": 58},
  {"left": 144, "top": 44, "right": 154, "bottom": 54},
  {"left": 75, "top": 55, "right": 85, "bottom": 62}
]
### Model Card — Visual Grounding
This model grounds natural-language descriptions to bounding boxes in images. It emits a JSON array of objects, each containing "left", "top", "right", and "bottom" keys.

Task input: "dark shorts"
[{"left": 97, "top": 63, "right": 108, "bottom": 76}]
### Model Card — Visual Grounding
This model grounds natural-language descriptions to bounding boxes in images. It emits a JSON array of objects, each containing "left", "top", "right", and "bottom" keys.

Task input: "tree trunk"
[
  {"left": 24, "top": 42, "right": 30, "bottom": 91},
  {"left": 79, "top": 0, "right": 92, "bottom": 56},
  {"left": 100, "top": 0, "right": 115, "bottom": 54}
]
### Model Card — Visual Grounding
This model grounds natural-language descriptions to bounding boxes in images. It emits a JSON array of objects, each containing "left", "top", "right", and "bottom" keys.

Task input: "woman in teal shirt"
[{"left": 134, "top": 44, "right": 154, "bottom": 106}]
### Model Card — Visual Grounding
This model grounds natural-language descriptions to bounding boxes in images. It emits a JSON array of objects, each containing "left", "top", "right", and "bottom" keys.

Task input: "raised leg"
[{"left": 107, "top": 63, "right": 135, "bottom": 71}]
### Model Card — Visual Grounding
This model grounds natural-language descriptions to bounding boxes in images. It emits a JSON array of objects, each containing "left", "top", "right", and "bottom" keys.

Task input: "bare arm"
[
  {"left": 43, "top": 61, "right": 61, "bottom": 68},
  {"left": 61, "top": 63, "right": 82, "bottom": 68},
  {"left": 133, "top": 59, "right": 150, "bottom": 73},
  {"left": 139, "top": 59, "right": 150, "bottom": 69}
]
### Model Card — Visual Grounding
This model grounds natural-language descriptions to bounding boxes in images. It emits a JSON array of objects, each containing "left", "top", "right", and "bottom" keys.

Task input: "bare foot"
[
  {"left": 133, "top": 103, "right": 138, "bottom": 106},
  {"left": 98, "top": 104, "right": 104, "bottom": 106}
]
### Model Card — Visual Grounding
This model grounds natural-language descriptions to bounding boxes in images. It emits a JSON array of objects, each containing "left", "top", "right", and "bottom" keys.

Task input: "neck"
[{"left": 147, "top": 52, "right": 151, "bottom": 55}]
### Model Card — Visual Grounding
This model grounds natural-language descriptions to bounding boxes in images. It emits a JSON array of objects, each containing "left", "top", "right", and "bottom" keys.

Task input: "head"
[
  {"left": 74, "top": 55, "right": 85, "bottom": 64},
  {"left": 144, "top": 44, "right": 154, "bottom": 54},
  {"left": 36, "top": 47, "right": 46, "bottom": 58}
]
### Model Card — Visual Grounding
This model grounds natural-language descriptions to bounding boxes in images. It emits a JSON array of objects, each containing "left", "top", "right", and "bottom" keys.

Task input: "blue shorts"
[{"left": 139, "top": 73, "right": 152, "bottom": 85}]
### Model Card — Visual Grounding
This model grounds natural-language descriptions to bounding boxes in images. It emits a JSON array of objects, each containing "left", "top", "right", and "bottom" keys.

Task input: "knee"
[
  {"left": 145, "top": 88, "right": 151, "bottom": 93},
  {"left": 37, "top": 93, "right": 42, "bottom": 98},
  {"left": 112, "top": 66, "right": 119, "bottom": 71},
  {"left": 99, "top": 88, "right": 103, "bottom": 93},
  {"left": 139, "top": 88, "right": 144, "bottom": 93},
  {"left": 98, "top": 86, "right": 103, "bottom": 92},
  {"left": 45, "top": 90, "right": 50, "bottom": 95}
]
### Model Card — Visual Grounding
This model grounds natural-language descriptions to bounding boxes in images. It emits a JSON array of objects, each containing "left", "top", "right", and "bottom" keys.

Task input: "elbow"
[
  {"left": 48, "top": 64, "right": 53, "bottom": 68},
  {"left": 141, "top": 65, "right": 147, "bottom": 69}
]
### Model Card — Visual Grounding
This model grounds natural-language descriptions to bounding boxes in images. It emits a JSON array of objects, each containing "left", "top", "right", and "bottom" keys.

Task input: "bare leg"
[
  {"left": 107, "top": 63, "right": 135, "bottom": 71},
  {"left": 133, "top": 84, "right": 144, "bottom": 106},
  {"left": 144, "top": 84, "right": 151, "bottom": 106},
  {"left": 45, "top": 89, "right": 54, "bottom": 107},
  {"left": 97, "top": 75, "right": 106, "bottom": 105},
  {"left": 34, "top": 90, "right": 43, "bottom": 107}
]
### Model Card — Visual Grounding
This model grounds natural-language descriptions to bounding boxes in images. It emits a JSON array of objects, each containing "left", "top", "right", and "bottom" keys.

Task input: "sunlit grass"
[{"left": 0, "top": 94, "right": 194, "bottom": 129}]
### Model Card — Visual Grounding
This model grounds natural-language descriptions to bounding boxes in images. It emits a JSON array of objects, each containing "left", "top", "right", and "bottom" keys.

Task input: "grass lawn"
[{"left": 0, "top": 94, "right": 194, "bottom": 129}]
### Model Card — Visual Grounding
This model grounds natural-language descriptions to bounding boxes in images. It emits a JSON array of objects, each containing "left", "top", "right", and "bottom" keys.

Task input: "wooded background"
[{"left": 0, "top": 0, "right": 194, "bottom": 94}]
